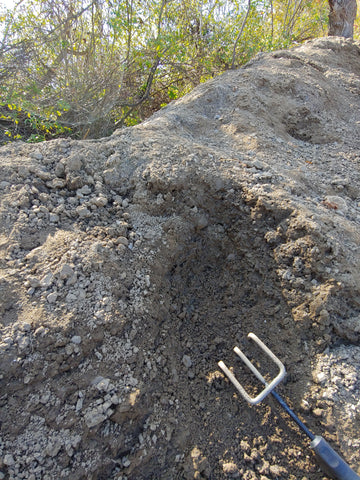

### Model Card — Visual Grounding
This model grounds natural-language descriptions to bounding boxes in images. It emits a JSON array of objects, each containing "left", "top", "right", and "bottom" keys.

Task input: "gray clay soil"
[{"left": 0, "top": 37, "right": 360, "bottom": 480}]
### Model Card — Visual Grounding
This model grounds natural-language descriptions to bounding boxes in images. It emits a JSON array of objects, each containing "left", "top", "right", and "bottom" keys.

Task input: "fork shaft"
[{"left": 270, "top": 389, "right": 315, "bottom": 441}]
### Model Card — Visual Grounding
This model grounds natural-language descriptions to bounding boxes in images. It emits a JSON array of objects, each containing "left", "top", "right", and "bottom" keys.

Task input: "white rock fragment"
[
  {"left": 48, "top": 178, "right": 66, "bottom": 189},
  {"left": 182, "top": 355, "right": 192, "bottom": 368},
  {"left": 17, "top": 335, "right": 30, "bottom": 350},
  {"left": 28, "top": 276, "right": 41, "bottom": 288},
  {"left": 41, "top": 272, "right": 54, "bottom": 288},
  {"left": 66, "top": 156, "right": 83, "bottom": 171},
  {"left": 45, "top": 440, "right": 62, "bottom": 457},
  {"left": 76, "top": 397, "right": 84, "bottom": 412},
  {"left": 59, "top": 264, "right": 75, "bottom": 280},
  {"left": 77, "top": 185, "right": 92, "bottom": 196},
  {"left": 3, "top": 454, "right": 15, "bottom": 466},
  {"left": 93, "top": 196, "right": 108, "bottom": 207},
  {"left": 49, "top": 213, "right": 59, "bottom": 222},
  {"left": 71, "top": 335, "right": 82, "bottom": 344},
  {"left": 117, "top": 236, "right": 129, "bottom": 246},
  {"left": 314, "top": 371, "right": 327, "bottom": 384},
  {"left": 31, "top": 150, "right": 43, "bottom": 161},
  {"left": 24, "top": 375, "right": 33, "bottom": 384},
  {"left": 66, "top": 292, "right": 78, "bottom": 303},
  {"left": 84, "top": 410, "right": 107, "bottom": 428},
  {"left": 34, "top": 326, "right": 46, "bottom": 337},
  {"left": 65, "top": 344, "right": 74, "bottom": 355},
  {"left": 76, "top": 205, "right": 91, "bottom": 218},
  {"left": 46, "top": 292, "right": 58, "bottom": 304},
  {"left": 95, "top": 378, "right": 111, "bottom": 392}
]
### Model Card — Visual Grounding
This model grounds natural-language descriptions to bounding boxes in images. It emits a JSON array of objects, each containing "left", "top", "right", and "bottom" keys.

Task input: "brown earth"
[{"left": 0, "top": 36, "right": 360, "bottom": 480}]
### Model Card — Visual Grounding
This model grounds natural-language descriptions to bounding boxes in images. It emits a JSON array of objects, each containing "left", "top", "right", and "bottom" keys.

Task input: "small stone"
[
  {"left": 65, "top": 344, "right": 74, "bottom": 355},
  {"left": 66, "top": 156, "right": 83, "bottom": 172},
  {"left": 35, "top": 169, "right": 52, "bottom": 181},
  {"left": 319, "top": 309, "right": 330, "bottom": 322},
  {"left": 313, "top": 408, "right": 324, "bottom": 418},
  {"left": 3, "top": 454, "right": 15, "bottom": 466},
  {"left": 77, "top": 185, "right": 92, "bottom": 196},
  {"left": 93, "top": 196, "right": 108, "bottom": 207},
  {"left": 34, "top": 326, "right": 46, "bottom": 337},
  {"left": 59, "top": 264, "right": 75, "bottom": 280},
  {"left": 45, "top": 440, "right": 62, "bottom": 457},
  {"left": 18, "top": 335, "right": 30, "bottom": 350},
  {"left": 95, "top": 377, "right": 111, "bottom": 392},
  {"left": 67, "top": 176, "right": 83, "bottom": 190},
  {"left": 40, "top": 392, "right": 51, "bottom": 404},
  {"left": 71, "top": 335, "right": 82, "bottom": 344},
  {"left": 223, "top": 462, "right": 238, "bottom": 474},
  {"left": 314, "top": 371, "right": 326, "bottom": 384},
  {"left": 41, "top": 272, "right": 54, "bottom": 288},
  {"left": 66, "top": 292, "right": 77, "bottom": 303},
  {"left": 269, "top": 465, "right": 286, "bottom": 477},
  {"left": 240, "top": 440, "right": 251, "bottom": 453},
  {"left": 49, "top": 213, "right": 59, "bottom": 223},
  {"left": 28, "top": 276, "right": 41, "bottom": 288},
  {"left": 48, "top": 178, "right": 66, "bottom": 189},
  {"left": 182, "top": 355, "right": 192, "bottom": 368},
  {"left": 117, "top": 236, "right": 129, "bottom": 246},
  {"left": 76, "top": 205, "right": 91, "bottom": 218},
  {"left": 47, "top": 292, "right": 58, "bottom": 304},
  {"left": 31, "top": 150, "right": 43, "bottom": 160},
  {"left": 76, "top": 397, "right": 83, "bottom": 412},
  {"left": 84, "top": 410, "right": 107, "bottom": 428},
  {"left": 55, "top": 162, "right": 65, "bottom": 177}
]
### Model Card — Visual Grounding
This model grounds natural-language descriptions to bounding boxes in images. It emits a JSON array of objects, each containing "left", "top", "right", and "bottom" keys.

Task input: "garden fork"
[{"left": 218, "top": 332, "right": 360, "bottom": 480}]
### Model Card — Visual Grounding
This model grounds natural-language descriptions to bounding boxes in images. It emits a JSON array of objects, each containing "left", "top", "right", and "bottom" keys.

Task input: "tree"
[
  {"left": 328, "top": 0, "right": 357, "bottom": 38},
  {"left": 0, "top": 0, "right": 331, "bottom": 145}
]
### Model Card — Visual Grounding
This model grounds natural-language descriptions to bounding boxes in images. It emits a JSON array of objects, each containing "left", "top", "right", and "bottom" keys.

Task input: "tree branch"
[{"left": 231, "top": 0, "right": 251, "bottom": 69}]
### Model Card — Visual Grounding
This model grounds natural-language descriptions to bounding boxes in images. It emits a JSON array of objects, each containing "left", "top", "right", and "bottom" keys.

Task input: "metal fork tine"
[{"left": 218, "top": 332, "right": 286, "bottom": 405}]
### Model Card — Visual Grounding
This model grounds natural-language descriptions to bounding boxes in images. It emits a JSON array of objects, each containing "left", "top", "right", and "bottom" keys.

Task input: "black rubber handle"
[{"left": 311, "top": 436, "right": 360, "bottom": 480}]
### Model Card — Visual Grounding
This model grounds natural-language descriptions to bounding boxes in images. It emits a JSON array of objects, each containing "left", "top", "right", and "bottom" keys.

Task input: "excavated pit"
[{"left": 121, "top": 175, "right": 328, "bottom": 479}]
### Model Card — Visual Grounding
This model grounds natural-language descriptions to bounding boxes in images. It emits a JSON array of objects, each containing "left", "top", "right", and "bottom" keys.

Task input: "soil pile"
[{"left": 0, "top": 37, "right": 360, "bottom": 480}]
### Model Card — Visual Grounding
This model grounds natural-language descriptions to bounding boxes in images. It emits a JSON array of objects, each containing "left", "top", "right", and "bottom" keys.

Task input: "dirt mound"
[{"left": 1, "top": 37, "right": 360, "bottom": 479}]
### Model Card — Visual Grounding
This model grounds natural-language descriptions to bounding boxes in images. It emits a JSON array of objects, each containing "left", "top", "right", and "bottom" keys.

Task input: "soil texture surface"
[{"left": 1, "top": 37, "right": 360, "bottom": 480}]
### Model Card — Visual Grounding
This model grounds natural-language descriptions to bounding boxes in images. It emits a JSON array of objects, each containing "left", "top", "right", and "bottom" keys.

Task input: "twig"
[{"left": 231, "top": 0, "right": 251, "bottom": 69}]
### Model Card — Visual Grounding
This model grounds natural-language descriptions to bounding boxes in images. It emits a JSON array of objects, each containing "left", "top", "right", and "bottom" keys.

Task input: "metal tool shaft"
[{"left": 218, "top": 333, "right": 360, "bottom": 480}]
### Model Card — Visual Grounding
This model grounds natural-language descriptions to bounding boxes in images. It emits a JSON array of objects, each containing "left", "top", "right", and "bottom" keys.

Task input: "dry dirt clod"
[{"left": 1, "top": 37, "right": 360, "bottom": 480}]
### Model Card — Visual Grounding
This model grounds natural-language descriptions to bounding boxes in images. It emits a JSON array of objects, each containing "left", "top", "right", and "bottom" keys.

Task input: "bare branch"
[{"left": 231, "top": 0, "right": 251, "bottom": 69}]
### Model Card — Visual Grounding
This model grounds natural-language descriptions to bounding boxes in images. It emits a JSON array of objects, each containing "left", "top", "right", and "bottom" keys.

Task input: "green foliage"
[{"left": 0, "top": 0, "right": 347, "bottom": 145}]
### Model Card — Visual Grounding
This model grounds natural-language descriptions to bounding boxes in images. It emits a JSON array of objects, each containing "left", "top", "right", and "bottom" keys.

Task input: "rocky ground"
[{"left": 0, "top": 36, "right": 360, "bottom": 480}]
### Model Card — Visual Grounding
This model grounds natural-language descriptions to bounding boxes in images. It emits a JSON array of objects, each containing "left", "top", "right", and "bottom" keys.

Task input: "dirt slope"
[{"left": 0, "top": 37, "right": 360, "bottom": 480}]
